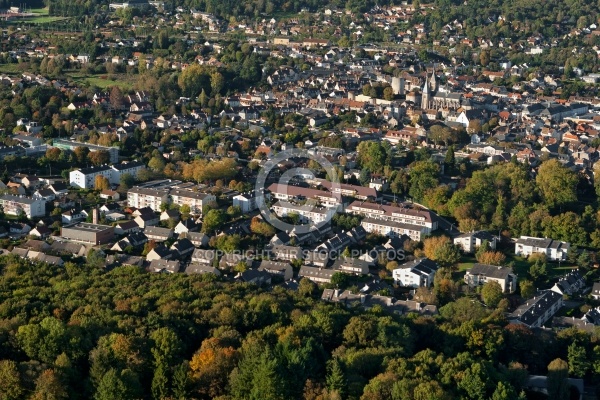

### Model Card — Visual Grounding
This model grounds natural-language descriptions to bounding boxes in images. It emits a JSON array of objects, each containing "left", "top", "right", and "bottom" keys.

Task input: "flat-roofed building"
[{"left": 61, "top": 222, "right": 115, "bottom": 245}]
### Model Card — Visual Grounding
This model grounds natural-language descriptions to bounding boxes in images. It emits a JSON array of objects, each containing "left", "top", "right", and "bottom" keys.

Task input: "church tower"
[
  {"left": 429, "top": 70, "right": 437, "bottom": 92},
  {"left": 421, "top": 76, "right": 429, "bottom": 110}
]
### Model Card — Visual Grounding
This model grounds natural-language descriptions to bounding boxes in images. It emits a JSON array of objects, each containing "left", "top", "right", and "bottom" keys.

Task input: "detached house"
[{"left": 258, "top": 260, "right": 293, "bottom": 281}]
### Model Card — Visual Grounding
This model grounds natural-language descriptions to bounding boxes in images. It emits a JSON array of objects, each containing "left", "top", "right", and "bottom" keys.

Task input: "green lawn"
[
  {"left": 30, "top": 7, "right": 50, "bottom": 15},
  {"left": 457, "top": 255, "right": 477, "bottom": 271},
  {"left": 67, "top": 74, "right": 134, "bottom": 90},
  {"left": 0, "top": 63, "right": 21, "bottom": 74},
  {"left": 10, "top": 8, "right": 68, "bottom": 24}
]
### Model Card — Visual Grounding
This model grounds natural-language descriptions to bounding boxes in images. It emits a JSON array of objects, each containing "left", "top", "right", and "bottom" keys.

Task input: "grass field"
[
  {"left": 0, "top": 63, "right": 22, "bottom": 74},
  {"left": 10, "top": 7, "right": 69, "bottom": 24},
  {"left": 68, "top": 73, "right": 134, "bottom": 90}
]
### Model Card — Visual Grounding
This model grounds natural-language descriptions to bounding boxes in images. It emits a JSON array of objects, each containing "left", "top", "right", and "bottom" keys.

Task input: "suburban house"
[
  {"left": 550, "top": 270, "right": 585, "bottom": 296},
  {"left": 29, "top": 225, "right": 52, "bottom": 239},
  {"left": 271, "top": 245, "right": 303, "bottom": 261},
  {"left": 191, "top": 249, "right": 217, "bottom": 265},
  {"left": 148, "top": 259, "right": 180, "bottom": 273},
  {"left": 464, "top": 263, "right": 518, "bottom": 293},
  {"left": 299, "top": 265, "right": 336, "bottom": 284},
  {"left": 514, "top": 236, "right": 570, "bottom": 261},
  {"left": 453, "top": 231, "right": 498, "bottom": 253},
  {"left": 392, "top": 258, "right": 439, "bottom": 288},
  {"left": 134, "top": 213, "right": 159, "bottom": 229},
  {"left": 160, "top": 209, "right": 180, "bottom": 222},
  {"left": 185, "top": 263, "right": 222, "bottom": 276},
  {"left": 170, "top": 238, "right": 195, "bottom": 258},
  {"left": 114, "top": 220, "right": 140, "bottom": 235},
  {"left": 181, "top": 231, "right": 209, "bottom": 247},
  {"left": 238, "top": 269, "right": 272, "bottom": 285},
  {"left": 143, "top": 226, "right": 173, "bottom": 242},
  {"left": 174, "top": 219, "right": 200, "bottom": 234},
  {"left": 303, "top": 249, "right": 329, "bottom": 268},
  {"left": 332, "top": 256, "right": 370, "bottom": 275},
  {"left": 509, "top": 290, "right": 564, "bottom": 328},
  {"left": 258, "top": 260, "right": 294, "bottom": 281},
  {"left": 61, "top": 209, "right": 88, "bottom": 224},
  {"left": 146, "top": 245, "right": 173, "bottom": 262}
]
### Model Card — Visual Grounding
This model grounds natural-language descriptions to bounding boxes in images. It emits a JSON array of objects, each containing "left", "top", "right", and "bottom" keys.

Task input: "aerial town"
[{"left": 0, "top": 0, "right": 600, "bottom": 399}]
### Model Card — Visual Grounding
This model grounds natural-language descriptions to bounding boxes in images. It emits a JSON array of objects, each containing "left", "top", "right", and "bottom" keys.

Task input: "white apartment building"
[
  {"left": 267, "top": 183, "right": 342, "bottom": 210},
  {"left": 514, "top": 236, "right": 570, "bottom": 261},
  {"left": 392, "top": 258, "right": 439, "bottom": 288},
  {"left": 271, "top": 201, "right": 337, "bottom": 225},
  {"left": 347, "top": 200, "right": 437, "bottom": 232},
  {"left": 169, "top": 189, "right": 216, "bottom": 215},
  {"left": 69, "top": 161, "right": 145, "bottom": 189},
  {"left": 0, "top": 195, "right": 45, "bottom": 218},
  {"left": 233, "top": 193, "right": 258, "bottom": 213},
  {"left": 127, "top": 186, "right": 216, "bottom": 214}
]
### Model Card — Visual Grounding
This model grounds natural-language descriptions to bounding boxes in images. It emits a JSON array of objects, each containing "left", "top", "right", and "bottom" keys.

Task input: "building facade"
[
  {"left": 0, "top": 195, "right": 45, "bottom": 218},
  {"left": 61, "top": 223, "right": 115, "bottom": 245}
]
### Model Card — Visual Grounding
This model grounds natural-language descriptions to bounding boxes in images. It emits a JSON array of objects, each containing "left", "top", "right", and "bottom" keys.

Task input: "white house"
[
  {"left": 392, "top": 258, "right": 439, "bottom": 288},
  {"left": 514, "top": 236, "right": 570, "bottom": 261}
]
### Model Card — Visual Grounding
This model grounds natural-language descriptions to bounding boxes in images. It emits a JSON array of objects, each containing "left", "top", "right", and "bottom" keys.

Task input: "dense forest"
[{"left": 0, "top": 254, "right": 599, "bottom": 400}]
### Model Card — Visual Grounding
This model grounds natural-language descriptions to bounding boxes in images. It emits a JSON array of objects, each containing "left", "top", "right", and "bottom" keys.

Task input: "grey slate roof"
[{"left": 467, "top": 263, "right": 514, "bottom": 280}]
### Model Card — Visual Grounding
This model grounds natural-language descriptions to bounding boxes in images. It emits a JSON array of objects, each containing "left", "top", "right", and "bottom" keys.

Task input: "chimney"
[{"left": 92, "top": 208, "right": 98, "bottom": 225}]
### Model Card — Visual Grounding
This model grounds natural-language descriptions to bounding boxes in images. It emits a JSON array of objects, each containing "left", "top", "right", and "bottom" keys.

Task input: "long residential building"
[
  {"left": 127, "top": 186, "right": 216, "bottom": 214},
  {"left": 271, "top": 201, "right": 337, "bottom": 226},
  {"left": 267, "top": 183, "right": 342, "bottom": 209},
  {"left": 0, "top": 195, "right": 45, "bottom": 218},
  {"left": 311, "top": 178, "right": 379, "bottom": 200},
  {"left": 69, "top": 161, "right": 145, "bottom": 189},
  {"left": 514, "top": 236, "right": 570, "bottom": 261},
  {"left": 509, "top": 290, "right": 564, "bottom": 328},
  {"left": 347, "top": 201, "right": 437, "bottom": 236}
]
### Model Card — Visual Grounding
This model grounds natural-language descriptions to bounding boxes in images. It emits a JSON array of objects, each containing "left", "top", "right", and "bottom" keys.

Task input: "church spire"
[
  {"left": 421, "top": 76, "right": 429, "bottom": 109},
  {"left": 430, "top": 70, "right": 437, "bottom": 92}
]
